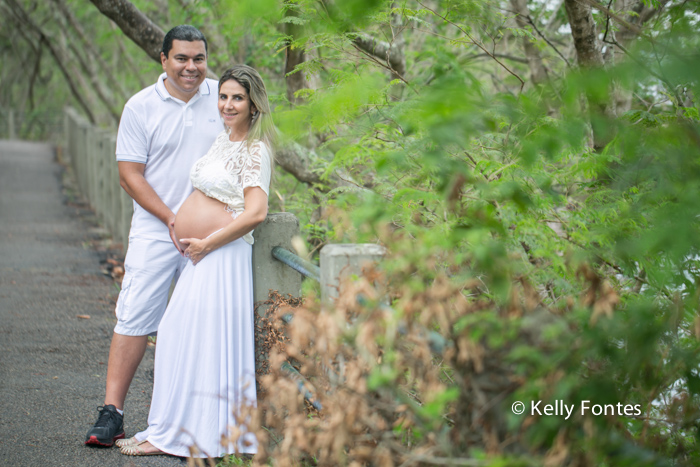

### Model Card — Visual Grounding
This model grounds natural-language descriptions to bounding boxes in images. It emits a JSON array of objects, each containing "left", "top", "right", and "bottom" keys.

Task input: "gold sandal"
[
  {"left": 115, "top": 437, "right": 138, "bottom": 447},
  {"left": 119, "top": 440, "right": 164, "bottom": 456}
]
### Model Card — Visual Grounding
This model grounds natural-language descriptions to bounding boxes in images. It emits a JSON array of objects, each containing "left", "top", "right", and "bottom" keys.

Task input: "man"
[{"left": 85, "top": 25, "right": 223, "bottom": 447}]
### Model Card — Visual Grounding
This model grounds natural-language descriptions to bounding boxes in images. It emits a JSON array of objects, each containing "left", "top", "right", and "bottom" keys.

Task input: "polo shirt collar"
[{"left": 154, "top": 72, "right": 212, "bottom": 101}]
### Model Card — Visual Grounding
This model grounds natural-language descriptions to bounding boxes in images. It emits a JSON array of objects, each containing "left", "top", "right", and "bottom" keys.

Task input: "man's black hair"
[{"left": 162, "top": 25, "right": 208, "bottom": 58}]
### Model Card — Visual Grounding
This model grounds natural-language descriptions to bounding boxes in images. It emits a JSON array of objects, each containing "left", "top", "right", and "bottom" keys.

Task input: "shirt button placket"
[{"left": 185, "top": 106, "right": 193, "bottom": 127}]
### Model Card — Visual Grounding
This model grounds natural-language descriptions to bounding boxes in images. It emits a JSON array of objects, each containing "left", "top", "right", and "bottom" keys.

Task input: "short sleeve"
[
  {"left": 242, "top": 142, "right": 272, "bottom": 196},
  {"left": 116, "top": 105, "right": 148, "bottom": 164}
]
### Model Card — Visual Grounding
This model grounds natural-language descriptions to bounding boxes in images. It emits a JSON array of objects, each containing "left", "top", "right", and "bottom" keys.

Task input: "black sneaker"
[{"left": 84, "top": 405, "right": 125, "bottom": 447}]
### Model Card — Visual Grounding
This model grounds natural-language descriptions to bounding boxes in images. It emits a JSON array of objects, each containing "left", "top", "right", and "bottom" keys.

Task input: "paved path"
[{"left": 0, "top": 141, "right": 184, "bottom": 466}]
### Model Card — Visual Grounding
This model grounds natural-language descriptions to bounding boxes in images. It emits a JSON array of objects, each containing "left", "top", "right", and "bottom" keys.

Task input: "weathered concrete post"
[
  {"left": 108, "top": 136, "right": 124, "bottom": 245},
  {"left": 102, "top": 135, "right": 113, "bottom": 234},
  {"left": 94, "top": 132, "right": 107, "bottom": 221},
  {"left": 320, "top": 244, "right": 386, "bottom": 304},
  {"left": 251, "top": 212, "right": 302, "bottom": 372},
  {"left": 252, "top": 212, "right": 302, "bottom": 306},
  {"left": 63, "top": 110, "right": 71, "bottom": 166},
  {"left": 86, "top": 126, "right": 97, "bottom": 204},
  {"left": 65, "top": 108, "right": 79, "bottom": 168},
  {"left": 78, "top": 121, "right": 90, "bottom": 198}
]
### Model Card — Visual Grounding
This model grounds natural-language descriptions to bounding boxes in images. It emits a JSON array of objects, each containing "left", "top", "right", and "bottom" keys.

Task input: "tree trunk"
[
  {"left": 545, "top": 0, "right": 566, "bottom": 33},
  {"left": 565, "top": 0, "right": 604, "bottom": 68},
  {"left": 284, "top": 1, "right": 318, "bottom": 106},
  {"left": 564, "top": 0, "right": 612, "bottom": 150},
  {"left": 615, "top": 0, "right": 669, "bottom": 48},
  {"left": 613, "top": 0, "right": 670, "bottom": 113},
  {"left": 510, "top": 0, "right": 548, "bottom": 86}
]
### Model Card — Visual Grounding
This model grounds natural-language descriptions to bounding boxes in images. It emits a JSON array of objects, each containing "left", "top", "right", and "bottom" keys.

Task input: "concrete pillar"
[
  {"left": 65, "top": 109, "right": 76, "bottom": 168},
  {"left": 108, "top": 136, "right": 123, "bottom": 246},
  {"left": 100, "top": 132, "right": 112, "bottom": 225},
  {"left": 320, "top": 244, "right": 386, "bottom": 304},
  {"left": 103, "top": 138, "right": 114, "bottom": 234},
  {"left": 252, "top": 212, "right": 302, "bottom": 306},
  {"left": 86, "top": 127, "right": 98, "bottom": 207},
  {"left": 63, "top": 110, "right": 71, "bottom": 166},
  {"left": 251, "top": 212, "right": 302, "bottom": 374},
  {"left": 78, "top": 123, "right": 89, "bottom": 197},
  {"left": 94, "top": 132, "right": 106, "bottom": 220}
]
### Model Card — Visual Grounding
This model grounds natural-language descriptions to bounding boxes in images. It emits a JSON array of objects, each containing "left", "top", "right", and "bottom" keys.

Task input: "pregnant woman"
[{"left": 118, "top": 64, "right": 275, "bottom": 458}]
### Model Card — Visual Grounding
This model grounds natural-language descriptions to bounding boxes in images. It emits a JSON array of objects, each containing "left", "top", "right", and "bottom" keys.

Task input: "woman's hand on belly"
[{"left": 180, "top": 237, "right": 212, "bottom": 266}]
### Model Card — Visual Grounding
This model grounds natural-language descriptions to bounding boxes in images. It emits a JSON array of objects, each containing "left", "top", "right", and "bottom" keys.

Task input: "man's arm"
[{"left": 118, "top": 161, "right": 183, "bottom": 254}]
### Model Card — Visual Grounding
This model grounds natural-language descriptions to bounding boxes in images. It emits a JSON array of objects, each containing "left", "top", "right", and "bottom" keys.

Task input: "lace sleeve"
[{"left": 241, "top": 142, "right": 272, "bottom": 196}]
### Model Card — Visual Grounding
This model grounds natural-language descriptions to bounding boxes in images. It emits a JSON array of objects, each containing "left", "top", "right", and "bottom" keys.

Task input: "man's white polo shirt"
[{"left": 116, "top": 73, "right": 223, "bottom": 241}]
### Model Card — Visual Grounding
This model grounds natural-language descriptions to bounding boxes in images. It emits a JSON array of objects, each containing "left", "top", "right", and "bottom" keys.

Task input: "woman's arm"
[{"left": 180, "top": 186, "right": 268, "bottom": 265}]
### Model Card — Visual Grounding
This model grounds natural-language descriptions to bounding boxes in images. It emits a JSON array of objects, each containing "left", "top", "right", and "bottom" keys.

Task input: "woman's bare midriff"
[{"left": 174, "top": 189, "right": 234, "bottom": 244}]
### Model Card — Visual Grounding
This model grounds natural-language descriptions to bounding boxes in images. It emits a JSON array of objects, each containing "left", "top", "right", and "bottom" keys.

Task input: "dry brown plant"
[{"left": 220, "top": 257, "right": 622, "bottom": 466}]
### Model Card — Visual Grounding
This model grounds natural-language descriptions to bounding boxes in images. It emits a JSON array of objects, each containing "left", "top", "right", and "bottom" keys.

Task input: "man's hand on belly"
[{"left": 168, "top": 216, "right": 185, "bottom": 255}]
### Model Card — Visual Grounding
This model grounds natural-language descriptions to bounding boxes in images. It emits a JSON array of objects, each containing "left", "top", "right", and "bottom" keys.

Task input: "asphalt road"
[{"left": 0, "top": 141, "right": 184, "bottom": 466}]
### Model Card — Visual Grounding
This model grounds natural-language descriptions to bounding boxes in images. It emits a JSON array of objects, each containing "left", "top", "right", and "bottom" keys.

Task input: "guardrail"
[{"left": 64, "top": 107, "right": 132, "bottom": 245}]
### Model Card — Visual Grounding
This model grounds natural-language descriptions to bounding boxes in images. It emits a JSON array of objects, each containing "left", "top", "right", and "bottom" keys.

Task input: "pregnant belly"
[{"left": 174, "top": 190, "right": 234, "bottom": 244}]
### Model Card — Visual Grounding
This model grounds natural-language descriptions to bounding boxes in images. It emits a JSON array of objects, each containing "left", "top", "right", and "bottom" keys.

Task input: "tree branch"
[
  {"left": 545, "top": 0, "right": 567, "bottom": 32},
  {"left": 524, "top": 10, "right": 572, "bottom": 67},
  {"left": 351, "top": 32, "right": 406, "bottom": 80},
  {"left": 50, "top": 2, "right": 121, "bottom": 124},
  {"left": 51, "top": 0, "right": 129, "bottom": 102},
  {"left": 509, "top": 0, "right": 549, "bottom": 85},
  {"left": 418, "top": 1, "right": 525, "bottom": 92},
  {"left": 87, "top": 0, "right": 165, "bottom": 63},
  {"left": 5, "top": 0, "right": 97, "bottom": 123},
  {"left": 109, "top": 21, "right": 148, "bottom": 89}
]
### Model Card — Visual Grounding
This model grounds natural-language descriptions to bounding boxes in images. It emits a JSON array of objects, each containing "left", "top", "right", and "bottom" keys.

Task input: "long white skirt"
[{"left": 134, "top": 237, "right": 258, "bottom": 457}]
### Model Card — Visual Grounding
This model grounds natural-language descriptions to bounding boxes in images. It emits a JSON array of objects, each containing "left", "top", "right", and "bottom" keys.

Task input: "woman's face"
[{"left": 218, "top": 79, "right": 255, "bottom": 133}]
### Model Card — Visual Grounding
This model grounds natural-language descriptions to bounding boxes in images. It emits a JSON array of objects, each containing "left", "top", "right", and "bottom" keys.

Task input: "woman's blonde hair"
[{"left": 219, "top": 65, "right": 278, "bottom": 155}]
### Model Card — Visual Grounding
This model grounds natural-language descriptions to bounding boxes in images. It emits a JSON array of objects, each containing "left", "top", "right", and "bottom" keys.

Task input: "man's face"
[{"left": 161, "top": 39, "right": 207, "bottom": 102}]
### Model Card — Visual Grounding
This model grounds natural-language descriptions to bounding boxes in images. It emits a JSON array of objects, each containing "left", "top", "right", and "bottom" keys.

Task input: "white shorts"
[{"left": 114, "top": 236, "right": 188, "bottom": 336}]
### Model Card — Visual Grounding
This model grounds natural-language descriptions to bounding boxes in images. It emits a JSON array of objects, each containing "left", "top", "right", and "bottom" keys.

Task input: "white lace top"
[{"left": 190, "top": 130, "right": 272, "bottom": 245}]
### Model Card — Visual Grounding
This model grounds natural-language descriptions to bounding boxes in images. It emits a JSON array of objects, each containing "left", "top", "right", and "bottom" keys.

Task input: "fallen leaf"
[
  {"left": 77, "top": 314, "right": 91, "bottom": 319},
  {"left": 111, "top": 266, "right": 125, "bottom": 281}
]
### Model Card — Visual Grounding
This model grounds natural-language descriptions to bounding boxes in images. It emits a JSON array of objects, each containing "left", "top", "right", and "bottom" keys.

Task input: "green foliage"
[{"left": 258, "top": 2, "right": 700, "bottom": 464}]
